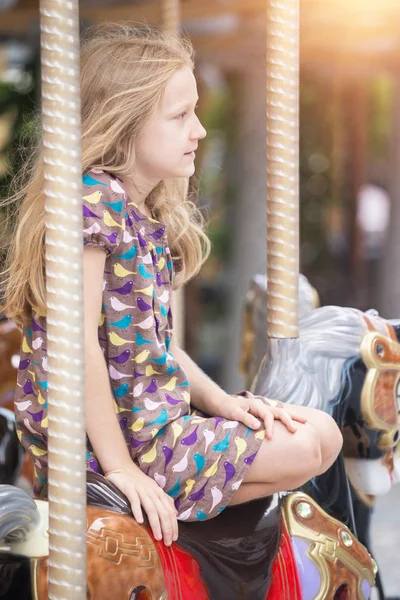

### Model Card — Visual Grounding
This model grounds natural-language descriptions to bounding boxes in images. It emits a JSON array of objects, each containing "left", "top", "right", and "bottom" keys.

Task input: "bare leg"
[
  {"left": 229, "top": 477, "right": 308, "bottom": 506},
  {"left": 278, "top": 404, "right": 343, "bottom": 475},
  {"left": 229, "top": 409, "right": 342, "bottom": 507}
]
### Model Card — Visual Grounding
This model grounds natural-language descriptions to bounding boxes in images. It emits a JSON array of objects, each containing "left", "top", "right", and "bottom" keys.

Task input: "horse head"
[
  {"left": 248, "top": 282, "right": 400, "bottom": 497},
  {"left": 339, "top": 312, "right": 400, "bottom": 496}
]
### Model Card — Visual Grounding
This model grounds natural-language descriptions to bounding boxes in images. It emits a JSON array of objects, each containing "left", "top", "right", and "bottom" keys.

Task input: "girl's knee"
[
  {"left": 293, "top": 425, "right": 323, "bottom": 483},
  {"left": 248, "top": 423, "right": 323, "bottom": 489},
  {"left": 315, "top": 412, "right": 343, "bottom": 464}
]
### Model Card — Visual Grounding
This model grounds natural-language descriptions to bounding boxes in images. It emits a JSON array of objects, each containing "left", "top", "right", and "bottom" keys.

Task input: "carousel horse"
[
  {"left": 0, "top": 320, "right": 376, "bottom": 599},
  {"left": 245, "top": 275, "right": 400, "bottom": 600},
  {"left": 0, "top": 470, "right": 375, "bottom": 600}
]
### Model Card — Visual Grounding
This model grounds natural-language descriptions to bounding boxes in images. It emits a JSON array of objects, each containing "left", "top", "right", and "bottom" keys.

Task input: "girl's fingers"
[
  {"left": 286, "top": 411, "right": 307, "bottom": 424},
  {"left": 166, "top": 492, "right": 179, "bottom": 514},
  {"left": 291, "top": 414, "right": 307, "bottom": 424},
  {"left": 273, "top": 408, "right": 297, "bottom": 433},
  {"left": 232, "top": 402, "right": 260, "bottom": 429},
  {"left": 130, "top": 493, "right": 144, "bottom": 524},
  {"left": 160, "top": 492, "right": 179, "bottom": 541},
  {"left": 257, "top": 396, "right": 308, "bottom": 424},
  {"left": 264, "top": 409, "right": 274, "bottom": 440},
  {"left": 154, "top": 498, "right": 174, "bottom": 546},
  {"left": 140, "top": 495, "right": 163, "bottom": 542},
  {"left": 241, "top": 408, "right": 262, "bottom": 430}
]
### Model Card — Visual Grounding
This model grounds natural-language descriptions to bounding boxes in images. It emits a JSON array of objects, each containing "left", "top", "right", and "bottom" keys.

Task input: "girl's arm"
[
  {"left": 84, "top": 247, "right": 178, "bottom": 545},
  {"left": 170, "top": 291, "right": 230, "bottom": 416},
  {"left": 171, "top": 343, "right": 305, "bottom": 438},
  {"left": 171, "top": 344, "right": 229, "bottom": 416},
  {"left": 83, "top": 247, "right": 134, "bottom": 474}
]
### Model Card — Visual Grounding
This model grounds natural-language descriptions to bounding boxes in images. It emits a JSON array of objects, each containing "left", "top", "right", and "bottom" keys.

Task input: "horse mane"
[
  {"left": 252, "top": 305, "right": 387, "bottom": 413},
  {"left": 0, "top": 485, "right": 39, "bottom": 543}
]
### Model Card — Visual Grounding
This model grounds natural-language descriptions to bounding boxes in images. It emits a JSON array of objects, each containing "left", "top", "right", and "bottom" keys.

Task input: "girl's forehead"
[{"left": 162, "top": 67, "right": 198, "bottom": 108}]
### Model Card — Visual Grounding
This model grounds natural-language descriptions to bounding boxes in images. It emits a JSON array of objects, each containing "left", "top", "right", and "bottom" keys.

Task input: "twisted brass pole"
[
  {"left": 266, "top": 0, "right": 299, "bottom": 339},
  {"left": 40, "top": 0, "right": 86, "bottom": 597},
  {"left": 162, "top": 0, "right": 185, "bottom": 347},
  {"left": 162, "top": 0, "right": 180, "bottom": 35}
]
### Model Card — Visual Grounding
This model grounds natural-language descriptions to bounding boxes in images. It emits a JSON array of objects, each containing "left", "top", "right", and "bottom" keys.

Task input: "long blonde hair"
[{"left": 1, "top": 23, "right": 210, "bottom": 329}]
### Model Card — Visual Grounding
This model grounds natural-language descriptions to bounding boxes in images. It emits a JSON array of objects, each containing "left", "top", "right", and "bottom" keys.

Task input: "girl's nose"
[{"left": 192, "top": 116, "right": 207, "bottom": 141}]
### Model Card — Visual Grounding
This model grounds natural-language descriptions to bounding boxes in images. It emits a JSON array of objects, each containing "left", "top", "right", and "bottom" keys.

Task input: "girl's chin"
[
  {"left": 161, "top": 163, "right": 196, "bottom": 180},
  {"left": 173, "top": 166, "right": 196, "bottom": 178}
]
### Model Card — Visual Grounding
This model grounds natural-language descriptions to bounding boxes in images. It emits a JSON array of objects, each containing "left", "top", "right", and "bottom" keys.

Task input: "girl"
[{"left": 1, "top": 23, "right": 343, "bottom": 547}]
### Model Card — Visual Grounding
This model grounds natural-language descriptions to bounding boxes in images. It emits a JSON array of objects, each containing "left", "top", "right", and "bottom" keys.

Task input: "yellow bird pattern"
[
  {"left": 134, "top": 284, "right": 154, "bottom": 296},
  {"left": 114, "top": 263, "right": 137, "bottom": 277},
  {"left": 130, "top": 417, "right": 145, "bottom": 432},
  {"left": 204, "top": 455, "right": 221, "bottom": 478},
  {"left": 235, "top": 437, "right": 247, "bottom": 464},
  {"left": 171, "top": 421, "right": 183, "bottom": 447},
  {"left": 22, "top": 336, "right": 32, "bottom": 354},
  {"left": 141, "top": 440, "right": 158, "bottom": 464},
  {"left": 146, "top": 365, "right": 162, "bottom": 376},
  {"left": 103, "top": 209, "right": 125, "bottom": 230},
  {"left": 183, "top": 478, "right": 196, "bottom": 499},
  {"left": 83, "top": 190, "right": 103, "bottom": 204},
  {"left": 28, "top": 445, "right": 48, "bottom": 457},
  {"left": 160, "top": 376, "right": 177, "bottom": 391},
  {"left": 109, "top": 331, "right": 134, "bottom": 346},
  {"left": 132, "top": 349, "right": 151, "bottom": 364}
]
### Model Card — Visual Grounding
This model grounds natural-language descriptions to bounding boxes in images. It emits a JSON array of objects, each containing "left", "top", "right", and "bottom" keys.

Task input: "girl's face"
[{"left": 135, "top": 66, "right": 207, "bottom": 182}]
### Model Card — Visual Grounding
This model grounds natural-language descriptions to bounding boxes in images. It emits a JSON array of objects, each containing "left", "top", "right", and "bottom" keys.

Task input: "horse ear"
[{"left": 388, "top": 319, "right": 400, "bottom": 343}]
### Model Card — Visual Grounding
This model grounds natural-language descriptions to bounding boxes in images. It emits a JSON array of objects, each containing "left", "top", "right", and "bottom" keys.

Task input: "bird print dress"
[{"left": 14, "top": 168, "right": 265, "bottom": 522}]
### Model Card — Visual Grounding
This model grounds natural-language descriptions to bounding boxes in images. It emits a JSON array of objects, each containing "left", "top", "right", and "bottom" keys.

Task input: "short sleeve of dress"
[{"left": 82, "top": 170, "right": 123, "bottom": 255}]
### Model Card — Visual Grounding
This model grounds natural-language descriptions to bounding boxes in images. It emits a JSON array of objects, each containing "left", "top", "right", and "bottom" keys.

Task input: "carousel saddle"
[{"left": 83, "top": 472, "right": 282, "bottom": 600}]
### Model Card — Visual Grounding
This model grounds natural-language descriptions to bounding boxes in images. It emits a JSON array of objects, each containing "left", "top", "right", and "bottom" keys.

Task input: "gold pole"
[
  {"left": 266, "top": 0, "right": 299, "bottom": 339},
  {"left": 162, "top": 0, "right": 180, "bottom": 35},
  {"left": 162, "top": 0, "right": 185, "bottom": 348},
  {"left": 40, "top": 1, "right": 86, "bottom": 597}
]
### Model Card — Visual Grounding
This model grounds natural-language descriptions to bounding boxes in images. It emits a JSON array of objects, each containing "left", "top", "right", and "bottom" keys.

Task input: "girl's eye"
[{"left": 176, "top": 112, "right": 186, "bottom": 120}]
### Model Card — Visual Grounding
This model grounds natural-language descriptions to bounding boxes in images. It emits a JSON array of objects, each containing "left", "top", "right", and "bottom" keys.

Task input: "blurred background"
[{"left": 0, "top": 1, "right": 399, "bottom": 595}]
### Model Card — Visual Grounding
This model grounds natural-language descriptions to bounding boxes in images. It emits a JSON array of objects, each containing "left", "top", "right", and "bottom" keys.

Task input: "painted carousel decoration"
[{"left": 0, "top": 0, "right": 378, "bottom": 599}]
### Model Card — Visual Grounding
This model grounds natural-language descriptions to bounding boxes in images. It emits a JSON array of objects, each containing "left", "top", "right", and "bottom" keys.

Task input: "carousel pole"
[
  {"left": 266, "top": 0, "right": 300, "bottom": 340},
  {"left": 162, "top": 0, "right": 180, "bottom": 36},
  {"left": 40, "top": 1, "right": 86, "bottom": 598},
  {"left": 252, "top": 0, "right": 299, "bottom": 394},
  {"left": 162, "top": 0, "right": 185, "bottom": 349}
]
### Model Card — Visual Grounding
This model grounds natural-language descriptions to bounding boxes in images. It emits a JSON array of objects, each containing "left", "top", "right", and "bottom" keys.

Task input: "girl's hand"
[
  {"left": 105, "top": 464, "right": 178, "bottom": 546},
  {"left": 225, "top": 393, "right": 308, "bottom": 440}
]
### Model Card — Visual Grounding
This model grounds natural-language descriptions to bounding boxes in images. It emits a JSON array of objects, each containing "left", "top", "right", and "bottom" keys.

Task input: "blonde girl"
[{"left": 1, "top": 23, "right": 342, "bottom": 547}]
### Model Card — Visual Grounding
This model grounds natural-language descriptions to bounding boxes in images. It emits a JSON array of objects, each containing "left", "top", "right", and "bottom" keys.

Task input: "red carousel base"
[
  {"left": 153, "top": 515, "right": 302, "bottom": 600},
  {"left": 267, "top": 517, "right": 302, "bottom": 600}
]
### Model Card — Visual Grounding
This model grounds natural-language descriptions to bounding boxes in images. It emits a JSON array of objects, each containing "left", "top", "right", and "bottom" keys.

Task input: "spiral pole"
[
  {"left": 162, "top": 0, "right": 180, "bottom": 35},
  {"left": 40, "top": 0, "right": 86, "bottom": 597},
  {"left": 266, "top": 0, "right": 300, "bottom": 339},
  {"left": 162, "top": 0, "right": 186, "bottom": 347}
]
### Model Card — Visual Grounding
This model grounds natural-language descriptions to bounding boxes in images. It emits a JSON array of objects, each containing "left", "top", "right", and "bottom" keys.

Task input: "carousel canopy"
[{"left": 0, "top": 0, "right": 400, "bottom": 74}]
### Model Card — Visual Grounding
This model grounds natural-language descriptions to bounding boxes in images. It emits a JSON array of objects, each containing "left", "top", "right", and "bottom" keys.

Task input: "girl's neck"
[{"left": 122, "top": 176, "right": 158, "bottom": 219}]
